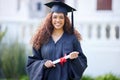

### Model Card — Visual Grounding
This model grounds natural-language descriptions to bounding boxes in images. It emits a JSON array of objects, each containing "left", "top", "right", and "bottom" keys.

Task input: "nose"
[{"left": 56, "top": 18, "right": 60, "bottom": 22}]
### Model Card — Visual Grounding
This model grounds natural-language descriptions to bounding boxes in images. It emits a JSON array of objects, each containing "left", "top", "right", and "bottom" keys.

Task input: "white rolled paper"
[{"left": 52, "top": 55, "right": 70, "bottom": 64}]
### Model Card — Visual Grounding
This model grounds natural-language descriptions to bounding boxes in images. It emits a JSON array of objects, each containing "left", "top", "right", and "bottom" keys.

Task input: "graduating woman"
[{"left": 26, "top": 1, "right": 87, "bottom": 80}]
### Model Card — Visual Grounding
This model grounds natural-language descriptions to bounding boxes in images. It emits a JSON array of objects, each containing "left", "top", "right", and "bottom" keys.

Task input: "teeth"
[
  {"left": 56, "top": 23, "right": 60, "bottom": 25},
  {"left": 55, "top": 23, "right": 60, "bottom": 26}
]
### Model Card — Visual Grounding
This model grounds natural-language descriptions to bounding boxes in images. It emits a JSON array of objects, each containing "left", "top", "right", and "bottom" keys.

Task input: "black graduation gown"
[{"left": 26, "top": 32, "right": 87, "bottom": 80}]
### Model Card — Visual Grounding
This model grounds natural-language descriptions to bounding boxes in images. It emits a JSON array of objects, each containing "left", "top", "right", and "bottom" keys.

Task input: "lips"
[{"left": 54, "top": 23, "right": 61, "bottom": 26}]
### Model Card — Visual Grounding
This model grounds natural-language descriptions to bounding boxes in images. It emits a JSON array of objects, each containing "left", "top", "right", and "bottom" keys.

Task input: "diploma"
[{"left": 52, "top": 55, "right": 70, "bottom": 64}]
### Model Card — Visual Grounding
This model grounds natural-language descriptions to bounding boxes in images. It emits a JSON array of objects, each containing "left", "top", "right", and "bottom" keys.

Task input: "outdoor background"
[{"left": 0, "top": 0, "right": 120, "bottom": 80}]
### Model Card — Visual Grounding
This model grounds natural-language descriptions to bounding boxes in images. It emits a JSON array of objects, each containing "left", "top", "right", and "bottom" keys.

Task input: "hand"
[
  {"left": 44, "top": 60, "right": 55, "bottom": 68},
  {"left": 69, "top": 51, "right": 79, "bottom": 59}
]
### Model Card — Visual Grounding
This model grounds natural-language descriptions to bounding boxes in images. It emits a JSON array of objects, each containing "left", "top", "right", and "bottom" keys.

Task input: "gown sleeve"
[
  {"left": 69, "top": 36, "right": 87, "bottom": 80},
  {"left": 26, "top": 47, "right": 47, "bottom": 80}
]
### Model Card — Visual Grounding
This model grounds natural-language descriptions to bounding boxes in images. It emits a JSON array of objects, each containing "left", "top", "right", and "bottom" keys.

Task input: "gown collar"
[{"left": 51, "top": 32, "right": 65, "bottom": 44}]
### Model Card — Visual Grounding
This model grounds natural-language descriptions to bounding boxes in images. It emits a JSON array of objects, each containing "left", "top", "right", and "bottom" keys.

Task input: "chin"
[{"left": 54, "top": 26, "right": 63, "bottom": 29}]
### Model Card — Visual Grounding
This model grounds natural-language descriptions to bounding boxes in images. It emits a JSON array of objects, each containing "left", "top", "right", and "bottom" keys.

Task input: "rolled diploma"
[{"left": 52, "top": 55, "right": 70, "bottom": 64}]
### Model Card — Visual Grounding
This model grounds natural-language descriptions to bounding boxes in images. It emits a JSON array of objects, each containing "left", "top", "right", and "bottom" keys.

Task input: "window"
[
  {"left": 97, "top": 0, "right": 112, "bottom": 10},
  {"left": 37, "top": 2, "right": 41, "bottom": 11},
  {"left": 17, "top": 0, "right": 21, "bottom": 11},
  {"left": 88, "top": 25, "right": 92, "bottom": 39},
  {"left": 115, "top": 26, "right": 119, "bottom": 39},
  {"left": 106, "top": 25, "right": 110, "bottom": 39},
  {"left": 97, "top": 25, "right": 101, "bottom": 38}
]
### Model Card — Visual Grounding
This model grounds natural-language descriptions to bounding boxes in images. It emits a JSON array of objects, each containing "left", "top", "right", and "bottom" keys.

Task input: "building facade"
[{"left": 0, "top": 0, "right": 120, "bottom": 76}]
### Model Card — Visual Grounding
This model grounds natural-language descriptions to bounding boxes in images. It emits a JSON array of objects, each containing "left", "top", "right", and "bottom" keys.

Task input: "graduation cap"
[{"left": 45, "top": 1, "right": 76, "bottom": 33}]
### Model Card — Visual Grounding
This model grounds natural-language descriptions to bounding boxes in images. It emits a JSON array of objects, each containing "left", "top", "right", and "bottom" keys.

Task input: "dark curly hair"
[{"left": 31, "top": 12, "right": 82, "bottom": 50}]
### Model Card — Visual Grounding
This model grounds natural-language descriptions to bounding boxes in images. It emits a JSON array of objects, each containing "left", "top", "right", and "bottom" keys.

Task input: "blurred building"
[
  {"left": 68, "top": 0, "right": 120, "bottom": 76},
  {"left": 0, "top": 0, "right": 120, "bottom": 76}
]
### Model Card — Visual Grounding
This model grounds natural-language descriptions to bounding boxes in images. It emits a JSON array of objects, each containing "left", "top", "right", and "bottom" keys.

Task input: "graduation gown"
[{"left": 26, "top": 32, "right": 87, "bottom": 80}]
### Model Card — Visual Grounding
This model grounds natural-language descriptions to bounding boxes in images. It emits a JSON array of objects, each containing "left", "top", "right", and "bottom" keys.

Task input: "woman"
[{"left": 26, "top": 1, "right": 87, "bottom": 80}]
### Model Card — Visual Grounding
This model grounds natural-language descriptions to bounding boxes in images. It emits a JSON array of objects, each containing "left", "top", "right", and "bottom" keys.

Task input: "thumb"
[{"left": 74, "top": 51, "right": 79, "bottom": 54}]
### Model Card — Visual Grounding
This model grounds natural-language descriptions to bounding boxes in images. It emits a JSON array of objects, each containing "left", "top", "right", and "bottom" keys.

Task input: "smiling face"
[{"left": 52, "top": 12, "right": 65, "bottom": 30}]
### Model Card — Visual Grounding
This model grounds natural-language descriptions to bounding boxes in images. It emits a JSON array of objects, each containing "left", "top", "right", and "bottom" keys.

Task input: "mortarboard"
[{"left": 45, "top": 1, "right": 76, "bottom": 33}]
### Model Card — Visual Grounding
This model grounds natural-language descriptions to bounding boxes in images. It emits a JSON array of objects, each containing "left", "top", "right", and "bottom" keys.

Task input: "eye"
[
  {"left": 52, "top": 15, "right": 57, "bottom": 19},
  {"left": 59, "top": 16, "right": 64, "bottom": 19}
]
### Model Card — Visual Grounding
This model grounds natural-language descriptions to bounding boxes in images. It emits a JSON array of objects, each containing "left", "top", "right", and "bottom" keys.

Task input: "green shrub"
[
  {"left": 0, "top": 27, "right": 7, "bottom": 42},
  {"left": 20, "top": 75, "right": 29, "bottom": 80},
  {"left": 81, "top": 73, "right": 120, "bottom": 80},
  {"left": 95, "top": 73, "right": 120, "bottom": 80},
  {"left": 81, "top": 75, "right": 94, "bottom": 80},
  {"left": 0, "top": 42, "right": 27, "bottom": 79}
]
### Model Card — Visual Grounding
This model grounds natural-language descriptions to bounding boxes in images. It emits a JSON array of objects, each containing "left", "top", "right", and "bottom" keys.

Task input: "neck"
[{"left": 52, "top": 28, "right": 64, "bottom": 36}]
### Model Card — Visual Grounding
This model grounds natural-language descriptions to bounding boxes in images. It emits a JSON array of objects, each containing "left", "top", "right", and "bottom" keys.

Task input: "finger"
[
  {"left": 76, "top": 52, "right": 79, "bottom": 54},
  {"left": 52, "top": 64, "right": 56, "bottom": 67},
  {"left": 45, "top": 60, "right": 53, "bottom": 68},
  {"left": 49, "top": 61, "right": 56, "bottom": 67},
  {"left": 74, "top": 51, "right": 79, "bottom": 54}
]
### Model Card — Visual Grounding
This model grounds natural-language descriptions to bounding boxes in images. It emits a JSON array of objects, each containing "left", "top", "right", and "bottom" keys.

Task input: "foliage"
[
  {"left": 20, "top": 75, "right": 29, "bottom": 80},
  {"left": 95, "top": 73, "right": 120, "bottom": 80},
  {"left": 81, "top": 73, "right": 120, "bottom": 80},
  {"left": 81, "top": 75, "right": 94, "bottom": 80},
  {"left": 0, "top": 27, "right": 7, "bottom": 78},
  {"left": 0, "top": 27, "right": 7, "bottom": 42},
  {"left": 0, "top": 42, "right": 27, "bottom": 79}
]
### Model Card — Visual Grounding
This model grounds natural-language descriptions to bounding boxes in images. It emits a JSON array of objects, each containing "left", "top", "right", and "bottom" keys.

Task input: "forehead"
[{"left": 52, "top": 12, "right": 65, "bottom": 16}]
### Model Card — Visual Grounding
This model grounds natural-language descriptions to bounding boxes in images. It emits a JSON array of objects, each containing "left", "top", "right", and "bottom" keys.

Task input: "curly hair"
[{"left": 31, "top": 12, "right": 82, "bottom": 50}]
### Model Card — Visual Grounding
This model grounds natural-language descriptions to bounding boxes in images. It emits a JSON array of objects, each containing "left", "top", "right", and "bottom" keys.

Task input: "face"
[{"left": 52, "top": 12, "right": 65, "bottom": 30}]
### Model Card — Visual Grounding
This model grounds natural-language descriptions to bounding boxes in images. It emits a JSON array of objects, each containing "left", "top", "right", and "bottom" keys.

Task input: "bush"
[
  {"left": 0, "top": 27, "right": 7, "bottom": 42},
  {"left": 95, "top": 73, "right": 120, "bottom": 80},
  {"left": 82, "top": 73, "right": 120, "bottom": 80},
  {"left": 0, "top": 42, "right": 27, "bottom": 79},
  {"left": 81, "top": 75, "right": 94, "bottom": 80},
  {"left": 20, "top": 75, "right": 29, "bottom": 80}
]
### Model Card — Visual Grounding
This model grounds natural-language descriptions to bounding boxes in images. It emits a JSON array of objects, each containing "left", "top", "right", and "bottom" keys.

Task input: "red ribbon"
[{"left": 60, "top": 57, "right": 67, "bottom": 65}]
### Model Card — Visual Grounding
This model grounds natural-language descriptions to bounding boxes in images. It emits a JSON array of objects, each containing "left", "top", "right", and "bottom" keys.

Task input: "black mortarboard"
[{"left": 45, "top": 1, "right": 76, "bottom": 33}]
